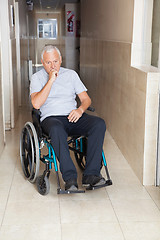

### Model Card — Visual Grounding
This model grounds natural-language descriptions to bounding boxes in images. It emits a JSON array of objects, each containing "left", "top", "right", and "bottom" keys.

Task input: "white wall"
[
  {"left": 131, "top": 0, "right": 153, "bottom": 66},
  {"left": 0, "top": 0, "right": 11, "bottom": 129},
  {"left": 151, "top": 0, "right": 160, "bottom": 67},
  {"left": 0, "top": 0, "right": 12, "bottom": 129}
]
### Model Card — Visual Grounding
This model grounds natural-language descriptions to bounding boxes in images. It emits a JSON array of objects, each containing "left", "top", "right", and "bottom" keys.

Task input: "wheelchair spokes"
[
  {"left": 20, "top": 122, "right": 40, "bottom": 183},
  {"left": 20, "top": 125, "right": 33, "bottom": 179},
  {"left": 72, "top": 136, "right": 87, "bottom": 171}
]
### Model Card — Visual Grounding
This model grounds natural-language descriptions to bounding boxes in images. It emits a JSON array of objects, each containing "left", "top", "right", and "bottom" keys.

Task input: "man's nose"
[{"left": 51, "top": 62, "right": 55, "bottom": 68}]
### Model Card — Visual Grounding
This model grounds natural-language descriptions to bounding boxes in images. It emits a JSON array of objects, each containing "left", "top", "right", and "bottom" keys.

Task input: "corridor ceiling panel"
[{"left": 30, "top": 0, "right": 80, "bottom": 10}]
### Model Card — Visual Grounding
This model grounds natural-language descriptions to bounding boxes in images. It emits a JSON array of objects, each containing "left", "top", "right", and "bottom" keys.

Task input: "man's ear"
[
  {"left": 41, "top": 59, "right": 44, "bottom": 65},
  {"left": 60, "top": 56, "right": 62, "bottom": 64}
]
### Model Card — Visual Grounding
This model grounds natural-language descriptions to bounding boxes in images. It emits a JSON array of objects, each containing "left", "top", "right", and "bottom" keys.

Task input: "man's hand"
[
  {"left": 31, "top": 69, "right": 58, "bottom": 109},
  {"left": 49, "top": 69, "right": 58, "bottom": 82},
  {"left": 68, "top": 108, "right": 83, "bottom": 123}
]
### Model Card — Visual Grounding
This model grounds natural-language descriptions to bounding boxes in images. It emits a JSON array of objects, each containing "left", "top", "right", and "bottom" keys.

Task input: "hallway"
[
  {"left": 0, "top": 106, "right": 160, "bottom": 240},
  {"left": 0, "top": 0, "right": 160, "bottom": 239}
]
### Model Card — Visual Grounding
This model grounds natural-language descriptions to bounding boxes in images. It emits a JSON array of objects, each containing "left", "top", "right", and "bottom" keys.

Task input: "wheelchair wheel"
[
  {"left": 36, "top": 175, "right": 50, "bottom": 195},
  {"left": 74, "top": 136, "right": 103, "bottom": 171},
  {"left": 20, "top": 122, "right": 40, "bottom": 183}
]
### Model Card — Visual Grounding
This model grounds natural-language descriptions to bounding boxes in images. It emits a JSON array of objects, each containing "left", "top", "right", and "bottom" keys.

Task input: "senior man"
[{"left": 30, "top": 45, "right": 106, "bottom": 191}]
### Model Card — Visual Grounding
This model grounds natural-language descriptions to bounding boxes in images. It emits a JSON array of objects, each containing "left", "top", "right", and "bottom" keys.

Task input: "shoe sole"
[
  {"left": 82, "top": 183, "right": 90, "bottom": 187},
  {"left": 93, "top": 178, "right": 106, "bottom": 186},
  {"left": 65, "top": 185, "right": 78, "bottom": 191},
  {"left": 82, "top": 178, "right": 106, "bottom": 188}
]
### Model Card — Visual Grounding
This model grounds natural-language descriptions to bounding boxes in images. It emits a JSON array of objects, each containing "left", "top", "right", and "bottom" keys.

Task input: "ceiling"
[{"left": 27, "top": 0, "right": 80, "bottom": 11}]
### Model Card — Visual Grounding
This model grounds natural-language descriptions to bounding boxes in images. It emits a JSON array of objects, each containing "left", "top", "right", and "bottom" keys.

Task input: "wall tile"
[{"left": 80, "top": 39, "right": 159, "bottom": 184}]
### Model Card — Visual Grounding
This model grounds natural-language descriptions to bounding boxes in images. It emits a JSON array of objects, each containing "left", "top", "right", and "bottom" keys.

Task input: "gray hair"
[{"left": 41, "top": 45, "right": 61, "bottom": 61}]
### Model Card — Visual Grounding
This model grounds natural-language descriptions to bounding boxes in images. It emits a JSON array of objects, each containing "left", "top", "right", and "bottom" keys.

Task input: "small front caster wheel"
[{"left": 36, "top": 175, "right": 50, "bottom": 195}]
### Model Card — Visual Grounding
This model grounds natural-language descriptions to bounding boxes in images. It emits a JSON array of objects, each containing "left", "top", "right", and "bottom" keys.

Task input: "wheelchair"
[{"left": 20, "top": 107, "right": 112, "bottom": 195}]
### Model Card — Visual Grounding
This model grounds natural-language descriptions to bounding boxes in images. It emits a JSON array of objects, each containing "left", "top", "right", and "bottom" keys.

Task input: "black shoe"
[
  {"left": 65, "top": 178, "right": 78, "bottom": 191},
  {"left": 82, "top": 175, "right": 106, "bottom": 187}
]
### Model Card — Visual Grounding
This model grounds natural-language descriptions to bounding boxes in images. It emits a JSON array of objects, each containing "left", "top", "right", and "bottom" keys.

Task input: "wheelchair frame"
[{"left": 20, "top": 108, "right": 112, "bottom": 195}]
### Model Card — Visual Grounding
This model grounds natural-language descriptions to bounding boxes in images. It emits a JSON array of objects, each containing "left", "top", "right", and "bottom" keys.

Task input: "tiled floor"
[{"left": 0, "top": 108, "right": 160, "bottom": 240}]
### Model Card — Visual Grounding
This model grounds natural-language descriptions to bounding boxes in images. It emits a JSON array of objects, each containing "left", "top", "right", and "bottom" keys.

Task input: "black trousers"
[{"left": 41, "top": 113, "right": 106, "bottom": 182}]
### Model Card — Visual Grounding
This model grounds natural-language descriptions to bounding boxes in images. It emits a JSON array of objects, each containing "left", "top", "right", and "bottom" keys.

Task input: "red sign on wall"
[{"left": 67, "top": 11, "right": 74, "bottom": 33}]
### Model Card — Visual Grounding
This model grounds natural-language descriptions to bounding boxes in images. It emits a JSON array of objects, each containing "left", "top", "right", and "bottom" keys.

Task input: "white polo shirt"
[{"left": 30, "top": 67, "right": 87, "bottom": 121}]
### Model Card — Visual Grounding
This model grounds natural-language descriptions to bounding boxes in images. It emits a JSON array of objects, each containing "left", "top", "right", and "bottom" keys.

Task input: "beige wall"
[
  {"left": 18, "top": 0, "right": 30, "bottom": 107},
  {"left": 20, "top": 38, "right": 30, "bottom": 107},
  {"left": 81, "top": 0, "right": 134, "bottom": 42},
  {"left": 18, "top": 0, "right": 28, "bottom": 38},
  {"left": 11, "top": 39, "right": 18, "bottom": 123},
  {"left": 80, "top": 0, "right": 159, "bottom": 184},
  {"left": 0, "top": 39, "right": 5, "bottom": 154}
]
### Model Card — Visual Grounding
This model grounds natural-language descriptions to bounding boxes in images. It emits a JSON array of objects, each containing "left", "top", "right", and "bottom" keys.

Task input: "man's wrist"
[
  {"left": 79, "top": 106, "right": 84, "bottom": 114},
  {"left": 48, "top": 77, "right": 55, "bottom": 84}
]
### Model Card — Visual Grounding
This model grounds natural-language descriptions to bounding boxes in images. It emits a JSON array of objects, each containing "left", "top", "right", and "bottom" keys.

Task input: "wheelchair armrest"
[
  {"left": 87, "top": 106, "right": 95, "bottom": 112},
  {"left": 32, "top": 108, "right": 41, "bottom": 117},
  {"left": 32, "top": 108, "right": 43, "bottom": 139}
]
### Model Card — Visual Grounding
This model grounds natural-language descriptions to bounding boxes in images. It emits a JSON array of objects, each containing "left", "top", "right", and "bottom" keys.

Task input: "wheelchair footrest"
[
  {"left": 85, "top": 179, "right": 112, "bottom": 191},
  {"left": 57, "top": 188, "right": 85, "bottom": 194}
]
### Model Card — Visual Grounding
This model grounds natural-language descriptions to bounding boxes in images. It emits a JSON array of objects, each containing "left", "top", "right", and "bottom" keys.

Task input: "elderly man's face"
[{"left": 41, "top": 50, "right": 62, "bottom": 74}]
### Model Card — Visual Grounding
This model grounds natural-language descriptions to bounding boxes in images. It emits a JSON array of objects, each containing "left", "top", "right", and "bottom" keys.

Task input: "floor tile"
[
  {"left": 0, "top": 186, "right": 10, "bottom": 225},
  {"left": 105, "top": 155, "right": 130, "bottom": 171},
  {"left": 0, "top": 163, "right": 15, "bottom": 187},
  {"left": 61, "top": 222, "right": 125, "bottom": 240},
  {"left": 0, "top": 184, "right": 10, "bottom": 203},
  {"left": 2, "top": 201, "right": 60, "bottom": 226},
  {"left": 120, "top": 222, "right": 160, "bottom": 240},
  {"left": 8, "top": 172, "right": 59, "bottom": 203},
  {"left": 0, "top": 204, "right": 6, "bottom": 226},
  {"left": 111, "top": 199, "right": 160, "bottom": 222},
  {"left": 0, "top": 147, "right": 19, "bottom": 164},
  {"left": 154, "top": 199, "right": 160, "bottom": 210},
  {"left": 109, "top": 169, "right": 142, "bottom": 186},
  {"left": 0, "top": 224, "right": 61, "bottom": 240},
  {"left": 60, "top": 199, "right": 118, "bottom": 223},
  {"left": 107, "top": 184, "right": 151, "bottom": 200},
  {"left": 14, "top": 158, "right": 24, "bottom": 175}
]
